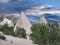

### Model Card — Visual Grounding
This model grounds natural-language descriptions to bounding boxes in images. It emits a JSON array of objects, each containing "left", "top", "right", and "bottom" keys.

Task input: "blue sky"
[
  {"left": 0, "top": 0, "right": 60, "bottom": 12},
  {"left": 39, "top": 0, "right": 60, "bottom": 8}
]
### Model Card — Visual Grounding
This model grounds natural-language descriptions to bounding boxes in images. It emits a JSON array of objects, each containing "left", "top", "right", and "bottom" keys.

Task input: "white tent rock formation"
[
  {"left": 0, "top": 18, "right": 14, "bottom": 27},
  {"left": 40, "top": 15, "right": 47, "bottom": 25},
  {"left": 13, "top": 12, "right": 32, "bottom": 39}
]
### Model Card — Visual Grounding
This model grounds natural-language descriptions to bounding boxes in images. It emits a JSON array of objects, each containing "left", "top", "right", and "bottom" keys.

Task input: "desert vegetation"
[
  {"left": 30, "top": 22, "right": 60, "bottom": 45},
  {"left": 15, "top": 27, "right": 26, "bottom": 38},
  {"left": 0, "top": 24, "right": 26, "bottom": 39}
]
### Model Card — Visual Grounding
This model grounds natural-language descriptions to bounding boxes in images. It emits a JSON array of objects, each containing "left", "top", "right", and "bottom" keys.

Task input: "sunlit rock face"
[
  {"left": 14, "top": 11, "right": 32, "bottom": 39},
  {"left": 39, "top": 15, "right": 47, "bottom": 25},
  {"left": 0, "top": 18, "right": 14, "bottom": 27}
]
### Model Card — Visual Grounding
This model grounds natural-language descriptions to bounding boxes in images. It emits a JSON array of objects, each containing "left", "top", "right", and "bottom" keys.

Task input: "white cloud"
[
  {"left": 0, "top": 0, "right": 10, "bottom": 3},
  {"left": 25, "top": 9, "right": 60, "bottom": 15}
]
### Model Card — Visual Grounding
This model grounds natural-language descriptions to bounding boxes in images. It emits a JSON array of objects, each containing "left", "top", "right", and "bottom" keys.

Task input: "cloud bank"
[{"left": 0, "top": 0, "right": 10, "bottom": 3}]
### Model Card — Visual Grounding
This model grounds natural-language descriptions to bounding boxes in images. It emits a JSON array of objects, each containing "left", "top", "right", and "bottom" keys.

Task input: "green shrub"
[
  {"left": 0, "top": 24, "right": 26, "bottom": 39},
  {"left": 15, "top": 27, "right": 26, "bottom": 39},
  {"left": 0, "top": 24, "right": 15, "bottom": 36},
  {"left": 0, "top": 35, "right": 6, "bottom": 40},
  {"left": 31, "top": 24, "right": 49, "bottom": 45}
]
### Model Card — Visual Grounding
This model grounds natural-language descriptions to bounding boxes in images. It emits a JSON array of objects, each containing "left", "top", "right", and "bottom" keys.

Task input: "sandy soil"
[{"left": 0, "top": 35, "right": 35, "bottom": 45}]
